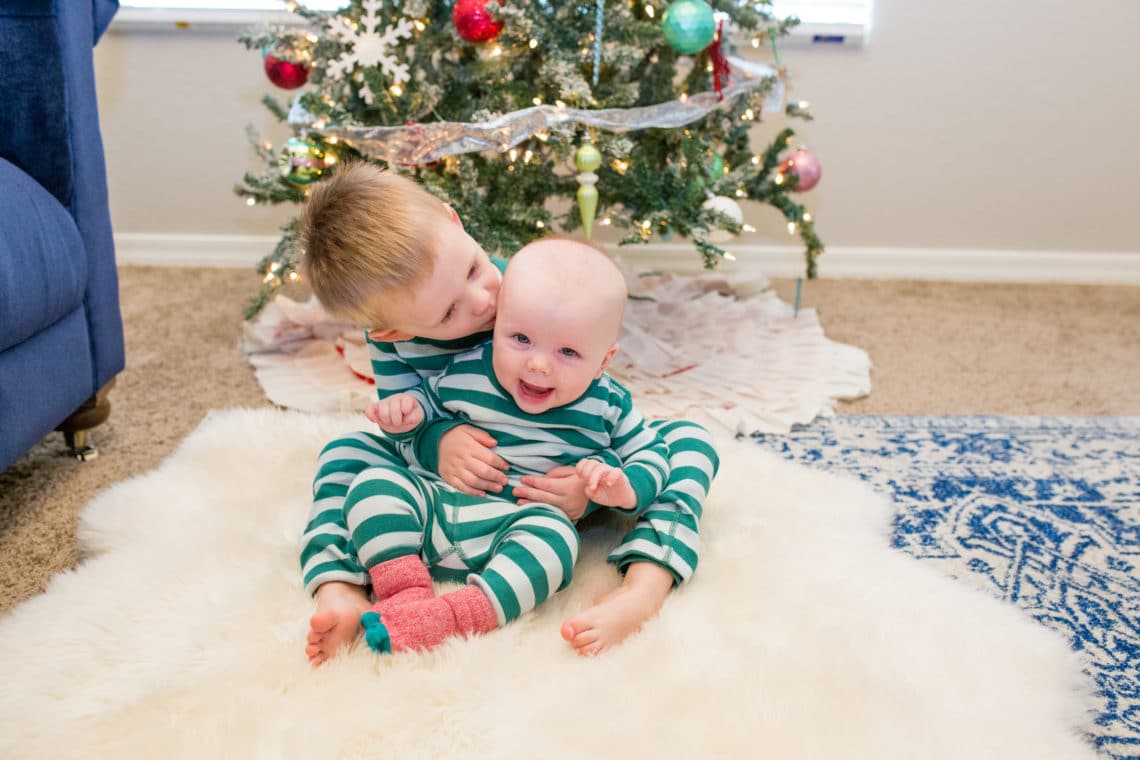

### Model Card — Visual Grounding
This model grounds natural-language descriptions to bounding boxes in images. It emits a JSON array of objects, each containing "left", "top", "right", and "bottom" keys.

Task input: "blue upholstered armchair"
[{"left": 0, "top": 0, "right": 124, "bottom": 469}]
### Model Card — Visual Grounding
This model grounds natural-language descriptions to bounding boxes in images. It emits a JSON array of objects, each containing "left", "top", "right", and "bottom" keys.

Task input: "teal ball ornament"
[{"left": 662, "top": 0, "right": 717, "bottom": 55}]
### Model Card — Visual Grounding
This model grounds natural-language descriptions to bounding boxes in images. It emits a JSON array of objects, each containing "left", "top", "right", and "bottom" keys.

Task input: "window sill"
[{"left": 110, "top": 7, "right": 304, "bottom": 33}]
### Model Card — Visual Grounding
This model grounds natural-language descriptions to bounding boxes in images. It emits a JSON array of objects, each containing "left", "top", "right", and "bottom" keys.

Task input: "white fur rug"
[{"left": 0, "top": 409, "right": 1097, "bottom": 759}]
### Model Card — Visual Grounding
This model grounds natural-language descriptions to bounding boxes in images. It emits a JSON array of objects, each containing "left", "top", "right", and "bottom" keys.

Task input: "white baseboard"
[{"left": 114, "top": 233, "right": 1140, "bottom": 285}]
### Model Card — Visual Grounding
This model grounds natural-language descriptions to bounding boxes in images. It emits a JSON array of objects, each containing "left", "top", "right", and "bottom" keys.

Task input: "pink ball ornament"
[
  {"left": 453, "top": 0, "right": 504, "bottom": 43},
  {"left": 780, "top": 148, "right": 822, "bottom": 192}
]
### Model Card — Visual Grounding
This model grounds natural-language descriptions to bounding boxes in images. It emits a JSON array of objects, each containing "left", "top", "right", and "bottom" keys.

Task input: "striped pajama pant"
[
  {"left": 299, "top": 420, "right": 719, "bottom": 596},
  {"left": 343, "top": 465, "right": 578, "bottom": 625}
]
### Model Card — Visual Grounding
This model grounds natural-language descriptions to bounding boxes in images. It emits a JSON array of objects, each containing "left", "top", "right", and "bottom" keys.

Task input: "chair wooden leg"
[{"left": 56, "top": 377, "right": 117, "bottom": 461}]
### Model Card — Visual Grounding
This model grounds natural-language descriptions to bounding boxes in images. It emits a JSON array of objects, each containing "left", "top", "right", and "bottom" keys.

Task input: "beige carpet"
[{"left": 1, "top": 266, "right": 1138, "bottom": 613}]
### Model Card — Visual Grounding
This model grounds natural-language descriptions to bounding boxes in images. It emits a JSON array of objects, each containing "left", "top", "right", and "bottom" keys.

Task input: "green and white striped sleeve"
[{"left": 604, "top": 383, "right": 671, "bottom": 510}]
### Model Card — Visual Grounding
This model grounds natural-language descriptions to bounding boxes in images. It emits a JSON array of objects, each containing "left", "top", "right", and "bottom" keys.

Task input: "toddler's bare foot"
[
  {"left": 306, "top": 581, "right": 370, "bottom": 666},
  {"left": 560, "top": 563, "right": 673, "bottom": 656}
]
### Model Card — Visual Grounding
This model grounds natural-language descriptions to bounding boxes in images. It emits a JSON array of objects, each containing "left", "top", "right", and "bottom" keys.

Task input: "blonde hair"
[{"left": 299, "top": 162, "right": 452, "bottom": 327}]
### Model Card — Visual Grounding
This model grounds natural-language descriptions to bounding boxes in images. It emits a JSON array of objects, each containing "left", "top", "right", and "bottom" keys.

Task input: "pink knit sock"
[
  {"left": 367, "top": 555, "right": 435, "bottom": 612},
  {"left": 360, "top": 585, "right": 498, "bottom": 654}
]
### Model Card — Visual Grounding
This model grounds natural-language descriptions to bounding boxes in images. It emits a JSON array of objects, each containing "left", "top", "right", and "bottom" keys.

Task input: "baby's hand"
[
  {"left": 367, "top": 393, "right": 424, "bottom": 434},
  {"left": 575, "top": 459, "right": 637, "bottom": 511},
  {"left": 516, "top": 465, "right": 590, "bottom": 521},
  {"left": 438, "top": 425, "right": 509, "bottom": 497}
]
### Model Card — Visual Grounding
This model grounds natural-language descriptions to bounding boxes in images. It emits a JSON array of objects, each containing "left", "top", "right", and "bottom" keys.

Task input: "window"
[
  {"left": 117, "top": 2, "right": 871, "bottom": 42},
  {"left": 121, "top": 1, "right": 869, "bottom": 26},
  {"left": 770, "top": 1, "right": 871, "bottom": 27}
]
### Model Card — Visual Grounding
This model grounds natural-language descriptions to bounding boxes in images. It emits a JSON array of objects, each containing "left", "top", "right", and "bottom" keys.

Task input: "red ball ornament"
[
  {"left": 780, "top": 148, "right": 822, "bottom": 192},
  {"left": 453, "top": 0, "right": 504, "bottom": 43},
  {"left": 263, "top": 47, "right": 310, "bottom": 90}
]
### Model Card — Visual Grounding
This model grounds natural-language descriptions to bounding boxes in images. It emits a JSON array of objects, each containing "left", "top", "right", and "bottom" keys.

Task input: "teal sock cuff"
[{"left": 360, "top": 611, "right": 392, "bottom": 653}]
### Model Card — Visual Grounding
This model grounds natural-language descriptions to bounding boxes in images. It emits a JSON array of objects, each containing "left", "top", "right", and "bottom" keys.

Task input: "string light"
[
  {"left": 536, "top": 220, "right": 545, "bottom": 229},
  {"left": 787, "top": 222, "right": 798, "bottom": 235},
  {"left": 803, "top": 212, "right": 813, "bottom": 222},
  {"left": 644, "top": 4, "right": 656, "bottom": 19},
  {"left": 390, "top": 84, "right": 403, "bottom": 96},
  {"left": 246, "top": 198, "right": 257, "bottom": 206},
  {"left": 288, "top": 271, "right": 300, "bottom": 282},
  {"left": 600, "top": 217, "right": 612, "bottom": 226},
  {"left": 751, "top": 155, "right": 760, "bottom": 165},
  {"left": 413, "top": 20, "right": 426, "bottom": 31},
  {"left": 529, "top": 38, "right": 539, "bottom": 48},
  {"left": 774, "top": 173, "right": 785, "bottom": 185},
  {"left": 724, "top": 252, "right": 737, "bottom": 261},
  {"left": 533, "top": 96, "right": 543, "bottom": 105},
  {"left": 735, "top": 187, "right": 746, "bottom": 198},
  {"left": 491, "top": 45, "right": 502, "bottom": 57}
]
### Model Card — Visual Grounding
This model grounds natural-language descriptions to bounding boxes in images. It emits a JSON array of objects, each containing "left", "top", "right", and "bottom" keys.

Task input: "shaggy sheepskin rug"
[{"left": 0, "top": 409, "right": 1097, "bottom": 759}]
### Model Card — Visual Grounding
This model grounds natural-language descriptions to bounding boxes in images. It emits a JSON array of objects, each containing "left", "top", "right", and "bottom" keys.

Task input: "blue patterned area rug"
[{"left": 752, "top": 416, "right": 1140, "bottom": 759}]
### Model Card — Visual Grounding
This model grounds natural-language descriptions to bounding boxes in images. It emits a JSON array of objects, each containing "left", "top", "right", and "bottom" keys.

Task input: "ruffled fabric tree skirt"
[{"left": 243, "top": 269, "right": 872, "bottom": 434}]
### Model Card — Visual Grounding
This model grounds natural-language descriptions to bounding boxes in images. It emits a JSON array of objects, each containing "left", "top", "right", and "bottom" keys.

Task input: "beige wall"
[{"left": 95, "top": 0, "right": 1140, "bottom": 255}]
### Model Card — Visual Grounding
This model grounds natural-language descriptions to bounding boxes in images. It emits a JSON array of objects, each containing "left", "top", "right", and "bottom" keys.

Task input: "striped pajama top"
[{"left": 389, "top": 341, "right": 671, "bottom": 510}]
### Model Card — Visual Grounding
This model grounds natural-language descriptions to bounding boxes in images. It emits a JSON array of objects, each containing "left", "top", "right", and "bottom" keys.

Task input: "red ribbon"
[{"left": 708, "top": 20, "right": 732, "bottom": 101}]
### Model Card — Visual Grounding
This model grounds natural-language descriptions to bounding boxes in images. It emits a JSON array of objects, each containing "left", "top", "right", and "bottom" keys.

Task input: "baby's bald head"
[{"left": 499, "top": 237, "right": 627, "bottom": 345}]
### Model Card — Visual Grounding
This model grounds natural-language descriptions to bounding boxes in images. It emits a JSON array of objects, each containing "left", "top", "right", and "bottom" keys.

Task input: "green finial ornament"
[{"left": 574, "top": 140, "right": 603, "bottom": 238}]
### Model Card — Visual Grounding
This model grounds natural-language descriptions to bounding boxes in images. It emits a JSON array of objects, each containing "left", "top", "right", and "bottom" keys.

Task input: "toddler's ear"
[
  {"left": 443, "top": 203, "right": 464, "bottom": 228},
  {"left": 368, "top": 327, "right": 415, "bottom": 343}
]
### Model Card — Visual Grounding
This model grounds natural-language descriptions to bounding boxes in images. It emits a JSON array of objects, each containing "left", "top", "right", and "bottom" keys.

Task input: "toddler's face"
[
  {"left": 491, "top": 283, "right": 617, "bottom": 415},
  {"left": 369, "top": 220, "right": 501, "bottom": 342}
]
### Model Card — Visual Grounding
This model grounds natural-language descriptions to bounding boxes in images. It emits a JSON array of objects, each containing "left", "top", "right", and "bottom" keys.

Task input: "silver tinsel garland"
[{"left": 288, "top": 56, "right": 778, "bottom": 165}]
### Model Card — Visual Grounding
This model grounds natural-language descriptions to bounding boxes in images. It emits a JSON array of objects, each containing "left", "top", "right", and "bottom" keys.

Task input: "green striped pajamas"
[
  {"left": 300, "top": 258, "right": 719, "bottom": 595},
  {"left": 342, "top": 464, "right": 578, "bottom": 625},
  {"left": 407, "top": 343, "right": 672, "bottom": 511}
]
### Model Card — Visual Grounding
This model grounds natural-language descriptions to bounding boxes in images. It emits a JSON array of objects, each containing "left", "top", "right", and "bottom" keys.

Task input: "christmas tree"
[{"left": 237, "top": 0, "right": 824, "bottom": 318}]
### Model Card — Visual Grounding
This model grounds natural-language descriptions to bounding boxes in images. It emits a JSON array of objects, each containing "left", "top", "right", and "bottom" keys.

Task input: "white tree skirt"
[{"left": 243, "top": 269, "right": 872, "bottom": 434}]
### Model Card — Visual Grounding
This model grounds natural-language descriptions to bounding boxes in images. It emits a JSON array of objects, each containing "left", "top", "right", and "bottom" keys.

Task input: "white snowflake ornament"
[{"left": 326, "top": 0, "right": 415, "bottom": 104}]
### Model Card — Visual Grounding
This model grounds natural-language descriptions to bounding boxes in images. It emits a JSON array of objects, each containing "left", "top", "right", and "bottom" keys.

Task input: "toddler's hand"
[
  {"left": 438, "top": 425, "right": 509, "bottom": 497},
  {"left": 515, "top": 466, "right": 590, "bottom": 521},
  {"left": 575, "top": 459, "right": 637, "bottom": 511},
  {"left": 368, "top": 393, "right": 424, "bottom": 434}
]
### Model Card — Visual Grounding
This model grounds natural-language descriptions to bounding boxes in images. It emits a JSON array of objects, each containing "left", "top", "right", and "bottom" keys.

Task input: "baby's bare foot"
[
  {"left": 306, "top": 582, "right": 370, "bottom": 666},
  {"left": 560, "top": 563, "right": 673, "bottom": 656},
  {"left": 560, "top": 585, "right": 659, "bottom": 656}
]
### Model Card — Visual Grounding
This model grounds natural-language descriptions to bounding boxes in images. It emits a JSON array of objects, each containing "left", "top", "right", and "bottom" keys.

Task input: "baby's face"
[
  {"left": 368, "top": 220, "right": 501, "bottom": 342},
  {"left": 491, "top": 281, "right": 618, "bottom": 415}
]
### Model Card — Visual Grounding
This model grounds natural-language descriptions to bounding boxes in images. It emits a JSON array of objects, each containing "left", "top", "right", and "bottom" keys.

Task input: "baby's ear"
[{"left": 595, "top": 344, "right": 619, "bottom": 377}]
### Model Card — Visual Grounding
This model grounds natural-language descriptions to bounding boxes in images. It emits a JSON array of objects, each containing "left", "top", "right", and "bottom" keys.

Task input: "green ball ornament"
[
  {"left": 574, "top": 142, "right": 603, "bottom": 173},
  {"left": 662, "top": 0, "right": 716, "bottom": 55},
  {"left": 278, "top": 137, "right": 328, "bottom": 185}
]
